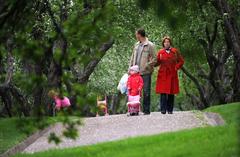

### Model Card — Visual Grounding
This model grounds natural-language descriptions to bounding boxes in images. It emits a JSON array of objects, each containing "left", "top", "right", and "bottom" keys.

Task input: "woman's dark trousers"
[{"left": 160, "top": 94, "right": 174, "bottom": 114}]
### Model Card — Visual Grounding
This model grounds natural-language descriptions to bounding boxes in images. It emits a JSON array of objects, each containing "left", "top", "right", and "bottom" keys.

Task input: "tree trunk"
[
  {"left": 212, "top": 0, "right": 240, "bottom": 101},
  {"left": 9, "top": 84, "right": 30, "bottom": 116},
  {"left": 197, "top": 19, "right": 229, "bottom": 104},
  {"left": 0, "top": 89, "right": 12, "bottom": 117},
  {"left": 181, "top": 67, "right": 210, "bottom": 108}
]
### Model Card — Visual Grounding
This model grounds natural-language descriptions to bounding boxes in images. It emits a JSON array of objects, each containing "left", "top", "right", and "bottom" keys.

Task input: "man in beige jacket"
[{"left": 129, "top": 28, "right": 157, "bottom": 115}]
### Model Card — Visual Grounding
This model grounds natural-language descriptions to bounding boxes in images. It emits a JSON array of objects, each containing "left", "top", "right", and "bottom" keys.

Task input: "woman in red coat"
[{"left": 155, "top": 36, "right": 184, "bottom": 114}]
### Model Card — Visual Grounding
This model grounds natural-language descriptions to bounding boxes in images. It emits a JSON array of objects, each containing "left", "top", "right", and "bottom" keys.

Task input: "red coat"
[
  {"left": 155, "top": 48, "right": 184, "bottom": 94},
  {"left": 127, "top": 73, "right": 144, "bottom": 96}
]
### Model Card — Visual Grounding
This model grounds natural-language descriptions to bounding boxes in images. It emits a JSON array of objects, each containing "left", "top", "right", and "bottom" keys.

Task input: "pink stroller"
[{"left": 127, "top": 94, "right": 141, "bottom": 116}]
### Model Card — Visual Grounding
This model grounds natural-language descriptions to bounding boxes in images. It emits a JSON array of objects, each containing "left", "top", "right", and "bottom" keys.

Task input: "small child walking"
[
  {"left": 127, "top": 65, "right": 143, "bottom": 96},
  {"left": 127, "top": 65, "right": 143, "bottom": 116}
]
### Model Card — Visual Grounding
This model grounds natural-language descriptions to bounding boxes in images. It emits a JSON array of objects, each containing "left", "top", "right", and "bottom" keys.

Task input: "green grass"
[
  {"left": 0, "top": 118, "right": 30, "bottom": 154},
  {"left": 204, "top": 102, "right": 240, "bottom": 125},
  {"left": 11, "top": 102, "right": 240, "bottom": 157},
  {"left": 0, "top": 116, "right": 75, "bottom": 154}
]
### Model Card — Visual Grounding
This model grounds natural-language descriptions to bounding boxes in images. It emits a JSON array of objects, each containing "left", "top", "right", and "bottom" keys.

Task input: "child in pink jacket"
[{"left": 48, "top": 90, "right": 71, "bottom": 111}]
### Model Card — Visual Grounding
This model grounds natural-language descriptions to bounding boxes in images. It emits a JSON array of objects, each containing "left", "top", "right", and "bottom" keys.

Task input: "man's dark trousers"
[{"left": 141, "top": 74, "right": 151, "bottom": 114}]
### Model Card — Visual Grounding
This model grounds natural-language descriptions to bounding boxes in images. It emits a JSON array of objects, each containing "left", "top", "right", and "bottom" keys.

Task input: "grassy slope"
[
  {"left": 0, "top": 118, "right": 29, "bottom": 154},
  {"left": 0, "top": 116, "right": 66, "bottom": 154},
  {"left": 11, "top": 102, "right": 240, "bottom": 157}
]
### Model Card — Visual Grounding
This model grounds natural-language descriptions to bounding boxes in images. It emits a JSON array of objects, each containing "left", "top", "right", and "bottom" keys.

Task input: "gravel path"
[{"left": 23, "top": 111, "right": 215, "bottom": 153}]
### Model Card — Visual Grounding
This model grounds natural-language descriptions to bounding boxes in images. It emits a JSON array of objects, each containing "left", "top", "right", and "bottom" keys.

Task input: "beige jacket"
[{"left": 129, "top": 39, "right": 157, "bottom": 75}]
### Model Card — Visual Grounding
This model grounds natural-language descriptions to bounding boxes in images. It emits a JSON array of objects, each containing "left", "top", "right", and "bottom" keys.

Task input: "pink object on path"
[
  {"left": 128, "top": 95, "right": 140, "bottom": 103},
  {"left": 54, "top": 96, "right": 71, "bottom": 109},
  {"left": 127, "top": 95, "right": 141, "bottom": 114}
]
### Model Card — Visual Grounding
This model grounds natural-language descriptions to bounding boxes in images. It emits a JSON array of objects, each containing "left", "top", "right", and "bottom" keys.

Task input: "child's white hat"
[{"left": 129, "top": 65, "right": 140, "bottom": 73}]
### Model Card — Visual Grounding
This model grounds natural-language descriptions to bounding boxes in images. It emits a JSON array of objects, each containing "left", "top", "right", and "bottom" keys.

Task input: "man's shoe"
[
  {"left": 161, "top": 111, "right": 166, "bottom": 114},
  {"left": 143, "top": 112, "right": 150, "bottom": 115},
  {"left": 168, "top": 111, "right": 173, "bottom": 114}
]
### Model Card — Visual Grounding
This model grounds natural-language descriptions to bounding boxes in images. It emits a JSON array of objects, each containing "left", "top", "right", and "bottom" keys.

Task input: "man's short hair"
[{"left": 136, "top": 28, "right": 146, "bottom": 37}]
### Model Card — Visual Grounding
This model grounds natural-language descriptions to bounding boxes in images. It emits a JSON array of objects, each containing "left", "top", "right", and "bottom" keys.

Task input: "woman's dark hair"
[{"left": 136, "top": 28, "right": 146, "bottom": 37}]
